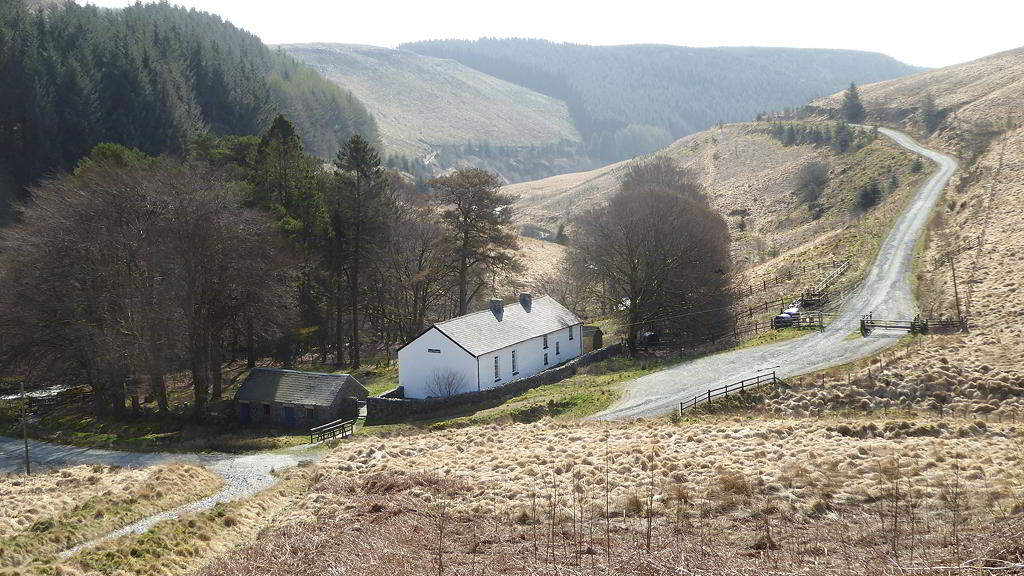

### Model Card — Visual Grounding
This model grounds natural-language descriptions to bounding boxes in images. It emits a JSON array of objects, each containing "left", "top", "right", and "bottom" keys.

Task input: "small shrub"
[
  {"left": 624, "top": 493, "right": 644, "bottom": 516},
  {"left": 857, "top": 180, "right": 883, "bottom": 210},
  {"left": 718, "top": 471, "right": 752, "bottom": 496}
]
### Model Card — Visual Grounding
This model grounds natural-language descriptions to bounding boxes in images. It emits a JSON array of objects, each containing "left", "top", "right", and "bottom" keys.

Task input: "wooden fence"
[
  {"left": 309, "top": 418, "right": 355, "bottom": 444},
  {"left": 860, "top": 315, "right": 968, "bottom": 336},
  {"left": 732, "top": 260, "right": 850, "bottom": 301},
  {"left": 679, "top": 371, "right": 779, "bottom": 412}
]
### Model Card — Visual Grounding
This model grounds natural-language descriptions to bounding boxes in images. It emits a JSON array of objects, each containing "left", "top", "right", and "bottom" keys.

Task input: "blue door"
[
  {"left": 239, "top": 403, "right": 251, "bottom": 426},
  {"left": 283, "top": 406, "right": 296, "bottom": 428}
]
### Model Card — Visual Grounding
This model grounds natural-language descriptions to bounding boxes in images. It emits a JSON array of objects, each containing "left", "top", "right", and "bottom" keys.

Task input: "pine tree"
[
  {"left": 918, "top": 93, "right": 938, "bottom": 134},
  {"left": 841, "top": 82, "right": 866, "bottom": 124},
  {"left": 332, "top": 134, "right": 393, "bottom": 369},
  {"left": 429, "top": 169, "right": 521, "bottom": 316},
  {"left": 252, "top": 114, "right": 311, "bottom": 216}
]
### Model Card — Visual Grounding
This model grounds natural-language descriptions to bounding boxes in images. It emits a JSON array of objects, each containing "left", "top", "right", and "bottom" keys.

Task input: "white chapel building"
[{"left": 397, "top": 294, "right": 583, "bottom": 399}]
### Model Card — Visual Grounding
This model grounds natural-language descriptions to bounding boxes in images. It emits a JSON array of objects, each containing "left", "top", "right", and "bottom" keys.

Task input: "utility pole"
[
  {"left": 950, "top": 257, "right": 962, "bottom": 321},
  {"left": 21, "top": 380, "right": 30, "bottom": 475}
]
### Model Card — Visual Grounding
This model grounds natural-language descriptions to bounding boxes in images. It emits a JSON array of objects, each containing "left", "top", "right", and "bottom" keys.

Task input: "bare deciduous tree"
[
  {"left": 427, "top": 369, "right": 468, "bottom": 399},
  {"left": 568, "top": 157, "right": 731, "bottom": 356},
  {"left": 0, "top": 155, "right": 294, "bottom": 418}
]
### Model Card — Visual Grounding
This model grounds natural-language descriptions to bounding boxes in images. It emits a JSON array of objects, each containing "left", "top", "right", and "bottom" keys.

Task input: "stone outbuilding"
[{"left": 234, "top": 368, "right": 367, "bottom": 428}]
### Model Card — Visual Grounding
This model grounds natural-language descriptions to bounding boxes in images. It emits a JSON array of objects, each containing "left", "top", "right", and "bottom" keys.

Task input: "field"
[
  {"left": 197, "top": 417, "right": 1023, "bottom": 575},
  {"left": 0, "top": 462, "right": 222, "bottom": 571}
]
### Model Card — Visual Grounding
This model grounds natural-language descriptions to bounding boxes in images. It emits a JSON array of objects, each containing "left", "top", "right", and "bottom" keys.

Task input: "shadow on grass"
[{"left": 2, "top": 404, "right": 308, "bottom": 454}]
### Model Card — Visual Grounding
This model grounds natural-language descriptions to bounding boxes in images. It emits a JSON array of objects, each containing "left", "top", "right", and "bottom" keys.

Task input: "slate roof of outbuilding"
[
  {"left": 234, "top": 368, "right": 368, "bottom": 407},
  {"left": 432, "top": 295, "right": 582, "bottom": 357}
]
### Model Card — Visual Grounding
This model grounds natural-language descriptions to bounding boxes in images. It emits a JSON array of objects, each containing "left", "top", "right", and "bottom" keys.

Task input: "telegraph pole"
[
  {"left": 950, "top": 258, "right": 962, "bottom": 322},
  {"left": 21, "top": 380, "right": 30, "bottom": 475}
]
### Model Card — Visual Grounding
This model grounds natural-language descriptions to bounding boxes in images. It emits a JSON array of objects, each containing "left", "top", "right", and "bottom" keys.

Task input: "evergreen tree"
[
  {"left": 918, "top": 93, "right": 939, "bottom": 134},
  {"left": 842, "top": 82, "right": 867, "bottom": 124},
  {"left": 858, "top": 180, "right": 883, "bottom": 210},
  {"left": 332, "top": 134, "right": 393, "bottom": 368},
  {"left": 429, "top": 169, "right": 521, "bottom": 316},
  {"left": 252, "top": 115, "right": 313, "bottom": 217},
  {"left": 0, "top": 0, "right": 378, "bottom": 218}
]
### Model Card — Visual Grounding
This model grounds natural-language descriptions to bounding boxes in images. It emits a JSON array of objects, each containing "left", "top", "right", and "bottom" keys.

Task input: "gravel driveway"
[{"left": 594, "top": 128, "right": 958, "bottom": 420}]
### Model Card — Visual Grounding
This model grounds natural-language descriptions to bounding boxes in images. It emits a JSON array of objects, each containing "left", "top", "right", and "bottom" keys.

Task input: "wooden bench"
[{"left": 309, "top": 418, "right": 355, "bottom": 444}]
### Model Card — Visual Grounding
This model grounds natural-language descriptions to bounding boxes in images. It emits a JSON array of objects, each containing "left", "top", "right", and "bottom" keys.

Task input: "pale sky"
[{"left": 77, "top": 0, "right": 1023, "bottom": 68}]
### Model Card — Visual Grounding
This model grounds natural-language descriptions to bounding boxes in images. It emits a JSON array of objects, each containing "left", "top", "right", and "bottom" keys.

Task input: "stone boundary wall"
[{"left": 367, "top": 344, "right": 623, "bottom": 424}]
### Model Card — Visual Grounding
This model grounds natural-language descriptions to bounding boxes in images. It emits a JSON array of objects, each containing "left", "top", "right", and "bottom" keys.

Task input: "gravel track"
[
  {"left": 594, "top": 128, "right": 958, "bottom": 420},
  {"left": 0, "top": 435, "right": 316, "bottom": 556}
]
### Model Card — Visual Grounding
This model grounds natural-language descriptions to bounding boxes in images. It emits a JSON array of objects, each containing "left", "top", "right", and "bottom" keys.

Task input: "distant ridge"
[{"left": 402, "top": 39, "right": 923, "bottom": 161}]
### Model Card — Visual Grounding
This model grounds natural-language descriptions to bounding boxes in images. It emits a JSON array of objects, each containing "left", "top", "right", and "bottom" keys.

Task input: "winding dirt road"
[{"left": 595, "top": 128, "right": 958, "bottom": 420}]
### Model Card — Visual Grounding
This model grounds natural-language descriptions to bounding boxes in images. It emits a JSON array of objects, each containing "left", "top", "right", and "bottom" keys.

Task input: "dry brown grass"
[
  {"left": 510, "top": 123, "right": 920, "bottom": 286},
  {"left": 200, "top": 418, "right": 1023, "bottom": 575},
  {"left": 811, "top": 47, "right": 1024, "bottom": 159},
  {"left": 0, "top": 462, "right": 221, "bottom": 570},
  {"left": 765, "top": 125, "right": 1024, "bottom": 419}
]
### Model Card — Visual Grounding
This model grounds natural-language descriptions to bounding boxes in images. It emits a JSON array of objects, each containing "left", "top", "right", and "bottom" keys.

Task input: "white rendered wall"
[
  {"left": 398, "top": 328, "right": 478, "bottom": 399},
  {"left": 476, "top": 324, "right": 582, "bottom": 391}
]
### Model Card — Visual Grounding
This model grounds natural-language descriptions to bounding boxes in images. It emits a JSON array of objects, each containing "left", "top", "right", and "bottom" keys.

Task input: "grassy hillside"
[
  {"left": 403, "top": 39, "right": 923, "bottom": 161},
  {"left": 283, "top": 44, "right": 596, "bottom": 182},
  {"left": 810, "top": 47, "right": 1024, "bottom": 159},
  {"left": 509, "top": 122, "right": 921, "bottom": 274}
]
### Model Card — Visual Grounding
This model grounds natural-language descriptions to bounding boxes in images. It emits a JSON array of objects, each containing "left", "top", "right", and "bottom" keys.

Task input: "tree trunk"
[
  {"left": 149, "top": 372, "right": 169, "bottom": 415},
  {"left": 335, "top": 292, "right": 346, "bottom": 367},
  {"left": 191, "top": 329, "right": 210, "bottom": 420},
  {"left": 192, "top": 360, "right": 208, "bottom": 420},
  {"left": 627, "top": 309, "right": 640, "bottom": 358},
  {"left": 457, "top": 259, "right": 469, "bottom": 316},
  {"left": 130, "top": 390, "right": 141, "bottom": 416},
  {"left": 110, "top": 385, "right": 127, "bottom": 419},
  {"left": 245, "top": 311, "right": 256, "bottom": 369},
  {"left": 210, "top": 336, "right": 223, "bottom": 401},
  {"left": 350, "top": 264, "right": 361, "bottom": 369}
]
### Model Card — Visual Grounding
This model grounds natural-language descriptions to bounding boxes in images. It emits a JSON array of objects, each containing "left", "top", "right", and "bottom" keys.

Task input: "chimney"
[
  {"left": 489, "top": 298, "right": 504, "bottom": 319},
  {"left": 519, "top": 293, "right": 532, "bottom": 312}
]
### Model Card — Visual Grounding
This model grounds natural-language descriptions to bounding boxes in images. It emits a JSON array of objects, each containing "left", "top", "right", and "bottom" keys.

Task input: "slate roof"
[
  {"left": 234, "top": 368, "right": 368, "bottom": 407},
  {"left": 433, "top": 296, "right": 582, "bottom": 357}
]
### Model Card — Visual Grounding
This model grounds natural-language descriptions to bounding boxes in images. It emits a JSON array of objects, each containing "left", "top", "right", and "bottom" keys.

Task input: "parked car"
[{"left": 772, "top": 313, "right": 793, "bottom": 328}]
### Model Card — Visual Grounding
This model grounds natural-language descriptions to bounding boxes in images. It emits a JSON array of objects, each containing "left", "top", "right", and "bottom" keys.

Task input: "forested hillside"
[
  {"left": 0, "top": 0, "right": 378, "bottom": 217},
  {"left": 403, "top": 39, "right": 922, "bottom": 161}
]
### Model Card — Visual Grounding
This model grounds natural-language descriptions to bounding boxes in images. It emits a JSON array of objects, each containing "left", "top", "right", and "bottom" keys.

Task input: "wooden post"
[
  {"left": 21, "top": 381, "right": 30, "bottom": 476},
  {"left": 950, "top": 257, "right": 963, "bottom": 322}
]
